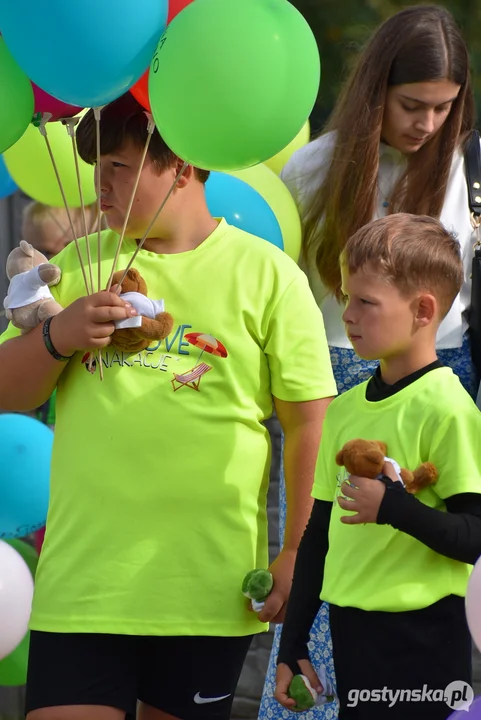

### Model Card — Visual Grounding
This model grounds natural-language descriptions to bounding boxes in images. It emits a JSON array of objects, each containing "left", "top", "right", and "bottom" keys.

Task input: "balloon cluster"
[
  {"left": 0, "top": 0, "right": 318, "bottom": 259},
  {"left": 0, "top": 414, "right": 52, "bottom": 686}
]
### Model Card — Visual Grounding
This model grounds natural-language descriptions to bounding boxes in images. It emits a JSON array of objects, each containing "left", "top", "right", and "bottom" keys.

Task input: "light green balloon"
[
  {"left": 0, "top": 632, "right": 29, "bottom": 686},
  {"left": 4, "top": 119, "right": 96, "bottom": 207},
  {"left": 0, "top": 37, "right": 34, "bottom": 154},
  {"left": 149, "top": 0, "right": 321, "bottom": 171}
]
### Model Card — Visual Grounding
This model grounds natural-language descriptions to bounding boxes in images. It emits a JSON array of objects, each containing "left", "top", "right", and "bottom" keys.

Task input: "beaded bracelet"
[{"left": 42, "top": 316, "right": 74, "bottom": 362}]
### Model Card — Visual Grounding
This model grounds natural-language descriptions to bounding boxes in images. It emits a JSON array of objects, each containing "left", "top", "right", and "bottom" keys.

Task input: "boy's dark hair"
[
  {"left": 76, "top": 93, "right": 209, "bottom": 183},
  {"left": 342, "top": 213, "right": 463, "bottom": 319}
]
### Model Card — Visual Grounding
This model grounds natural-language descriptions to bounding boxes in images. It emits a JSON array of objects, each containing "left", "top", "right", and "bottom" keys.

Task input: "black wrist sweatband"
[{"left": 42, "top": 316, "right": 73, "bottom": 362}]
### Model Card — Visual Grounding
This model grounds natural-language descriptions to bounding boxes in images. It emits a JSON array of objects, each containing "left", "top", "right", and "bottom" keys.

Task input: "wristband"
[{"left": 42, "top": 316, "right": 74, "bottom": 362}]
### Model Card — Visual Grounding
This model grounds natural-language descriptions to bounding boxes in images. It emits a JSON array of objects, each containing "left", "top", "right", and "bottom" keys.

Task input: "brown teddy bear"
[
  {"left": 3, "top": 240, "right": 63, "bottom": 332},
  {"left": 335, "top": 439, "right": 438, "bottom": 494},
  {"left": 110, "top": 268, "right": 174, "bottom": 353}
]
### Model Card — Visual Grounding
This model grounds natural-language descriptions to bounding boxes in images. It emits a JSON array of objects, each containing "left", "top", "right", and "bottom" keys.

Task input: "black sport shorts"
[{"left": 26, "top": 631, "right": 253, "bottom": 719}]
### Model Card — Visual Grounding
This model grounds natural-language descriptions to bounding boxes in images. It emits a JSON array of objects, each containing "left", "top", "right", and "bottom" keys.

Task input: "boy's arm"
[
  {"left": 277, "top": 499, "right": 331, "bottom": 668},
  {"left": 0, "top": 324, "right": 66, "bottom": 411},
  {"left": 377, "top": 483, "right": 481, "bottom": 565},
  {"left": 258, "top": 395, "right": 333, "bottom": 623},
  {"left": 0, "top": 292, "right": 137, "bottom": 412}
]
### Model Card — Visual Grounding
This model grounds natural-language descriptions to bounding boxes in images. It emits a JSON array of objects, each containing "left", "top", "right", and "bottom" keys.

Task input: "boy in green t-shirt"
[
  {"left": 0, "top": 93, "right": 336, "bottom": 720},
  {"left": 275, "top": 213, "right": 481, "bottom": 719}
]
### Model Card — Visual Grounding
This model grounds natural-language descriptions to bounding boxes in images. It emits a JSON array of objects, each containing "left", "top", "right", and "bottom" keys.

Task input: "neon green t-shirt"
[
  {"left": 312, "top": 367, "right": 481, "bottom": 612},
  {"left": 1, "top": 220, "right": 336, "bottom": 636}
]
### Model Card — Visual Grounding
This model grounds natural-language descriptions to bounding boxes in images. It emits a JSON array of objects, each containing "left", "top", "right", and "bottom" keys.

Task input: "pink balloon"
[
  {"left": 34, "top": 527, "right": 45, "bottom": 555},
  {"left": 466, "top": 557, "right": 481, "bottom": 652},
  {"left": 32, "top": 84, "right": 83, "bottom": 122}
]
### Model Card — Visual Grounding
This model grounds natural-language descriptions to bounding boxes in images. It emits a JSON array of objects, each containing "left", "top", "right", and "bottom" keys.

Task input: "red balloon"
[
  {"left": 33, "top": 84, "right": 83, "bottom": 122},
  {"left": 130, "top": 0, "right": 194, "bottom": 112},
  {"left": 168, "top": 0, "right": 193, "bottom": 23},
  {"left": 130, "top": 70, "right": 150, "bottom": 112}
]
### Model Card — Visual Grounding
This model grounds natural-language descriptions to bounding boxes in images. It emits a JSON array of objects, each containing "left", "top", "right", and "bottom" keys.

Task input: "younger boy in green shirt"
[{"left": 276, "top": 213, "right": 481, "bottom": 719}]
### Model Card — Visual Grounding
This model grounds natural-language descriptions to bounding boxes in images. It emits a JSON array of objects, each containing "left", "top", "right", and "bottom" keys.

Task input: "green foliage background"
[{"left": 292, "top": 0, "right": 481, "bottom": 133}]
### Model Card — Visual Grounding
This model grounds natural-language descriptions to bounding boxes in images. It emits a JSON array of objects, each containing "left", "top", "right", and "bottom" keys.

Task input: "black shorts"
[
  {"left": 26, "top": 631, "right": 253, "bottom": 720},
  {"left": 330, "top": 595, "right": 472, "bottom": 720}
]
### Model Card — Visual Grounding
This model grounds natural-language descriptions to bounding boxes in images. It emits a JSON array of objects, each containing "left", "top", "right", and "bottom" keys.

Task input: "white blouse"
[{"left": 281, "top": 131, "right": 476, "bottom": 349}]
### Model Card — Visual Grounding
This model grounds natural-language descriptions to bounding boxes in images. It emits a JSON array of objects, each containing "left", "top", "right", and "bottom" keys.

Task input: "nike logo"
[{"left": 193, "top": 692, "right": 231, "bottom": 705}]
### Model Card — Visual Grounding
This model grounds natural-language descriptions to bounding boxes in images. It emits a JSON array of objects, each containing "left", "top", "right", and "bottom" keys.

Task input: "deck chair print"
[{"left": 171, "top": 362, "right": 213, "bottom": 392}]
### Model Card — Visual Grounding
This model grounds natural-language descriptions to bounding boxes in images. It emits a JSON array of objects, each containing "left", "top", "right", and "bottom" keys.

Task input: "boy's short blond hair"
[{"left": 342, "top": 213, "right": 464, "bottom": 319}]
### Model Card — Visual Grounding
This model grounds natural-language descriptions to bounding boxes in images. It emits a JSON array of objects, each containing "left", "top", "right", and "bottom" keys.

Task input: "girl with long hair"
[{"left": 260, "top": 6, "right": 478, "bottom": 719}]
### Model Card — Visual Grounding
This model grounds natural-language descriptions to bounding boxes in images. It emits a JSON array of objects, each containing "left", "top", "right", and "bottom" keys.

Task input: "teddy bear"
[
  {"left": 3, "top": 240, "right": 63, "bottom": 332},
  {"left": 335, "top": 438, "right": 438, "bottom": 494},
  {"left": 110, "top": 268, "right": 174, "bottom": 353}
]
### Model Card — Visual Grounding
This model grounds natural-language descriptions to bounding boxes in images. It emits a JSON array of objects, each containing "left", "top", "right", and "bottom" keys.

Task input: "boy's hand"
[
  {"left": 49, "top": 291, "right": 138, "bottom": 357},
  {"left": 338, "top": 472, "right": 387, "bottom": 524},
  {"left": 275, "top": 661, "right": 323, "bottom": 710},
  {"left": 258, "top": 549, "right": 296, "bottom": 624}
]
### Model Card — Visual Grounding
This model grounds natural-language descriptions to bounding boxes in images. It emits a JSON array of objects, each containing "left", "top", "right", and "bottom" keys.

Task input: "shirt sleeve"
[
  {"left": 0, "top": 322, "right": 21, "bottom": 345},
  {"left": 311, "top": 408, "right": 337, "bottom": 501},
  {"left": 264, "top": 272, "right": 337, "bottom": 402}
]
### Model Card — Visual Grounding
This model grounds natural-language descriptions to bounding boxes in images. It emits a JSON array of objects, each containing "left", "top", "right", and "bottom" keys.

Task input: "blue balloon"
[
  {"left": 0, "top": 414, "right": 53, "bottom": 539},
  {"left": 0, "top": 156, "right": 17, "bottom": 199},
  {"left": 206, "top": 173, "right": 284, "bottom": 250},
  {"left": 0, "top": 0, "right": 168, "bottom": 107}
]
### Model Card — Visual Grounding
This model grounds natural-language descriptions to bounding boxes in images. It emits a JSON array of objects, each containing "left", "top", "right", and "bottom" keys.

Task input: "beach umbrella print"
[{"left": 184, "top": 333, "right": 228, "bottom": 366}]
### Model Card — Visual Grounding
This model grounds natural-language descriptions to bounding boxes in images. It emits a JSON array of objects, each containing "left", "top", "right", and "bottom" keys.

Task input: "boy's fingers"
[
  {"left": 91, "top": 305, "right": 138, "bottom": 323},
  {"left": 275, "top": 664, "right": 297, "bottom": 709},
  {"left": 91, "top": 290, "right": 130, "bottom": 307},
  {"left": 258, "top": 590, "right": 284, "bottom": 623},
  {"left": 298, "top": 659, "right": 323, "bottom": 694}
]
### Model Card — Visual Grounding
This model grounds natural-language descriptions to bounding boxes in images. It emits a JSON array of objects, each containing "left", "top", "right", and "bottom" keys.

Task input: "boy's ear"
[
  {"left": 414, "top": 293, "right": 436, "bottom": 327},
  {"left": 174, "top": 158, "right": 193, "bottom": 188}
]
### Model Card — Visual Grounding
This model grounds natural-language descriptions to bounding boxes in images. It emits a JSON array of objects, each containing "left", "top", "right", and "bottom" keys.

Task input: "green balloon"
[
  {"left": 4, "top": 119, "right": 96, "bottom": 207},
  {"left": 0, "top": 632, "right": 29, "bottom": 687},
  {"left": 149, "top": 0, "right": 321, "bottom": 171},
  {"left": 0, "top": 38, "right": 34, "bottom": 154},
  {"left": 5, "top": 539, "right": 38, "bottom": 579}
]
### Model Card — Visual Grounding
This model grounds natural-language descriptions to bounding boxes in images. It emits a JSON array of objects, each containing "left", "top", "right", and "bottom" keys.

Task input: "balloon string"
[
  {"left": 63, "top": 116, "right": 103, "bottom": 380},
  {"left": 93, "top": 107, "right": 105, "bottom": 381},
  {"left": 94, "top": 107, "right": 103, "bottom": 293},
  {"left": 37, "top": 115, "right": 90, "bottom": 295},
  {"left": 115, "top": 162, "right": 189, "bottom": 291},
  {"left": 63, "top": 118, "right": 95, "bottom": 295},
  {"left": 106, "top": 113, "right": 156, "bottom": 292}
]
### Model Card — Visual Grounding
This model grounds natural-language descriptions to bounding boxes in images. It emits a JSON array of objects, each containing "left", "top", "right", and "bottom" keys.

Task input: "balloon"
[
  {"left": 0, "top": 415, "right": 53, "bottom": 539},
  {"left": 0, "top": 631, "right": 29, "bottom": 686},
  {"left": 4, "top": 121, "right": 96, "bottom": 208},
  {"left": 168, "top": 0, "right": 194, "bottom": 22},
  {"left": 149, "top": 0, "right": 320, "bottom": 170},
  {"left": 447, "top": 693, "right": 480, "bottom": 718},
  {"left": 5, "top": 539, "right": 39, "bottom": 579},
  {"left": 0, "top": 37, "right": 34, "bottom": 154},
  {"left": 35, "top": 528, "right": 46, "bottom": 556},
  {"left": 130, "top": 0, "right": 194, "bottom": 111},
  {"left": 228, "top": 164, "right": 302, "bottom": 262},
  {"left": 206, "top": 172, "right": 283, "bottom": 250},
  {"left": 32, "top": 84, "right": 83, "bottom": 123},
  {"left": 264, "top": 121, "right": 310, "bottom": 176},
  {"left": 0, "top": 541, "right": 34, "bottom": 660},
  {"left": 466, "top": 556, "right": 481, "bottom": 652},
  {"left": 130, "top": 71, "right": 150, "bottom": 112},
  {"left": 0, "top": 0, "right": 168, "bottom": 107},
  {"left": 0, "top": 155, "right": 17, "bottom": 199}
]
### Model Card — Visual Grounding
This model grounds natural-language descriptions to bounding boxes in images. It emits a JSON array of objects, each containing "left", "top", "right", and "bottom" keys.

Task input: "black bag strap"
[{"left": 465, "top": 129, "right": 481, "bottom": 220}]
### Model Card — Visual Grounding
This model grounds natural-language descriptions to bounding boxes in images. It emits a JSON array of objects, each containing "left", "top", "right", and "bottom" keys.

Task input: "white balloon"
[
  {"left": 0, "top": 540, "right": 34, "bottom": 660},
  {"left": 466, "top": 557, "right": 481, "bottom": 652}
]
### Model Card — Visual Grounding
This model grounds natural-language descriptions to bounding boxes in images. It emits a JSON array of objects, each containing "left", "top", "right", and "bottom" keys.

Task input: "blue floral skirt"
[{"left": 258, "top": 336, "right": 477, "bottom": 720}]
